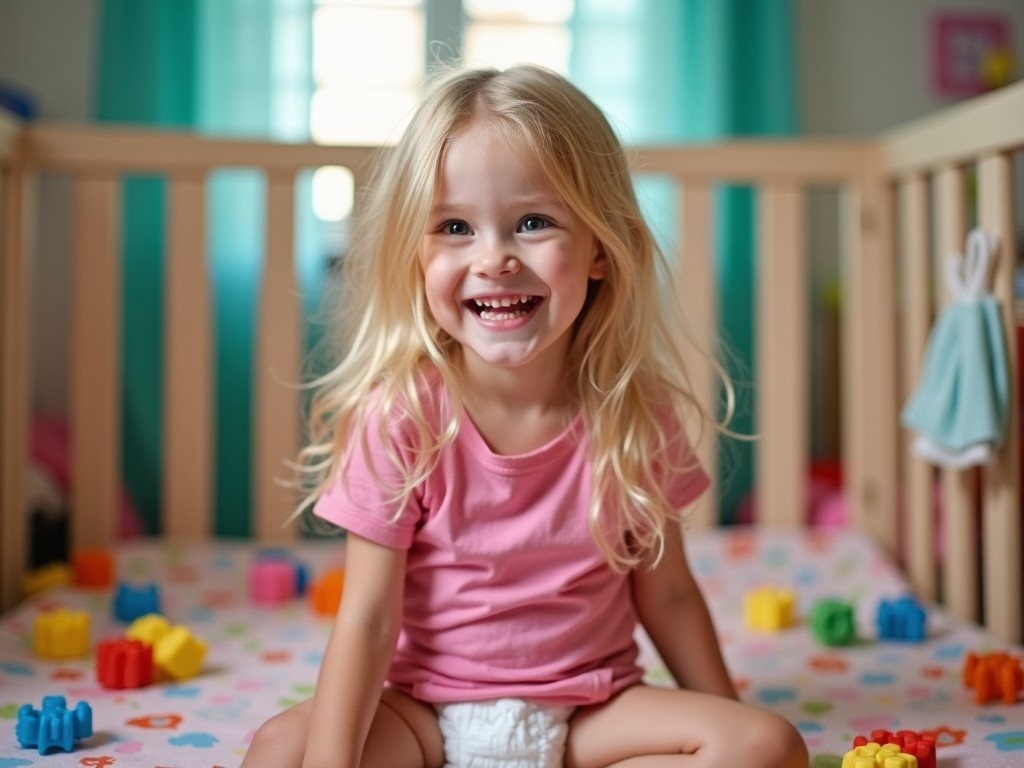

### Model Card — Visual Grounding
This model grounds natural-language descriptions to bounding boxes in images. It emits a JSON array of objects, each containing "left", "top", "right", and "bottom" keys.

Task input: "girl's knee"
[
  {"left": 247, "top": 705, "right": 310, "bottom": 757},
  {"left": 741, "top": 712, "right": 808, "bottom": 768}
]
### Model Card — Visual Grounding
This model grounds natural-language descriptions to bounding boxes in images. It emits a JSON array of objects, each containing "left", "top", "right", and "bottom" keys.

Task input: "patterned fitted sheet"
[{"left": 1, "top": 527, "right": 1022, "bottom": 767}]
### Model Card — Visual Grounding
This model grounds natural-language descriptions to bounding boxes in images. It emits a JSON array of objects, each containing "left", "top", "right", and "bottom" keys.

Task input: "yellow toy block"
[
  {"left": 744, "top": 586, "right": 796, "bottom": 632},
  {"left": 153, "top": 626, "right": 207, "bottom": 680},
  {"left": 126, "top": 613, "right": 206, "bottom": 679},
  {"left": 22, "top": 563, "right": 73, "bottom": 596},
  {"left": 842, "top": 743, "right": 918, "bottom": 768},
  {"left": 34, "top": 609, "right": 90, "bottom": 659},
  {"left": 126, "top": 613, "right": 171, "bottom": 645}
]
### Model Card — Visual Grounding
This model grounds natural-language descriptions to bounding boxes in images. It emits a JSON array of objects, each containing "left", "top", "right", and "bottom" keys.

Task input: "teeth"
[{"left": 473, "top": 295, "right": 532, "bottom": 309}]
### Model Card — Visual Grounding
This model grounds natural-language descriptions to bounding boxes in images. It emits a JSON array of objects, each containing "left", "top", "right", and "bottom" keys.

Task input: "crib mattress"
[{"left": 1, "top": 528, "right": 1022, "bottom": 767}]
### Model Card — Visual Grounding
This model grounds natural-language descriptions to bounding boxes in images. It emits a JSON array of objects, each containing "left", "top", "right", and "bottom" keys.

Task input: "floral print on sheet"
[{"left": 0, "top": 531, "right": 1021, "bottom": 767}]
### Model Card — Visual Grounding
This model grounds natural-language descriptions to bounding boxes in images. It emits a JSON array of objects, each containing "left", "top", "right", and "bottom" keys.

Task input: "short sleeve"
[
  {"left": 656, "top": 407, "right": 711, "bottom": 514},
  {"left": 313, "top": 403, "right": 425, "bottom": 550}
]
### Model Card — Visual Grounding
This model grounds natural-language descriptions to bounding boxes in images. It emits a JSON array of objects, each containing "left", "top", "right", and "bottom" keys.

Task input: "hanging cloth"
[{"left": 901, "top": 229, "right": 1010, "bottom": 469}]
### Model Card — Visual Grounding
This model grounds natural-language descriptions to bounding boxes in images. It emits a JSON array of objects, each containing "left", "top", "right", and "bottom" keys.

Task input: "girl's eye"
[
  {"left": 443, "top": 221, "right": 470, "bottom": 236},
  {"left": 519, "top": 216, "right": 550, "bottom": 232}
]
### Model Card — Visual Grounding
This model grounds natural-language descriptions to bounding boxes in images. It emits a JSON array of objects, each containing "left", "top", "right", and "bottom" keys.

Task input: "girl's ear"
[{"left": 589, "top": 243, "right": 608, "bottom": 281}]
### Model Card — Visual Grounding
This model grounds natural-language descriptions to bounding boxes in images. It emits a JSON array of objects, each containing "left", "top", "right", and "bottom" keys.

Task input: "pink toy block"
[{"left": 250, "top": 559, "right": 298, "bottom": 605}]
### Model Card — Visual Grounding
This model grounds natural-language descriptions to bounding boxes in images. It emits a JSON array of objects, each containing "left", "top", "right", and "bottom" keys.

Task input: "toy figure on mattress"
[{"left": 902, "top": 228, "right": 1010, "bottom": 469}]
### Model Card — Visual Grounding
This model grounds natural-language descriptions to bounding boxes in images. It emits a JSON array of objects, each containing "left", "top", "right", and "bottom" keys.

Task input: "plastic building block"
[
  {"left": 257, "top": 548, "right": 310, "bottom": 595},
  {"left": 72, "top": 549, "right": 114, "bottom": 588},
  {"left": 744, "top": 586, "right": 795, "bottom": 632},
  {"left": 963, "top": 651, "right": 1023, "bottom": 705},
  {"left": 113, "top": 582, "right": 161, "bottom": 623},
  {"left": 310, "top": 568, "right": 345, "bottom": 616},
  {"left": 853, "top": 730, "right": 935, "bottom": 768},
  {"left": 22, "top": 562, "right": 72, "bottom": 596},
  {"left": 126, "top": 613, "right": 171, "bottom": 645},
  {"left": 877, "top": 594, "right": 926, "bottom": 642},
  {"left": 153, "top": 625, "right": 207, "bottom": 679},
  {"left": 34, "top": 609, "right": 90, "bottom": 659},
  {"left": 250, "top": 558, "right": 298, "bottom": 605},
  {"left": 16, "top": 695, "right": 93, "bottom": 754},
  {"left": 97, "top": 638, "right": 153, "bottom": 689},
  {"left": 842, "top": 741, "right": 919, "bottom": 767},
  {"left": 126, "top": 614, "right": 206, "bottom": 680},
  {"left": 810, "top": 598, "right": 856, "bottom": 646}
]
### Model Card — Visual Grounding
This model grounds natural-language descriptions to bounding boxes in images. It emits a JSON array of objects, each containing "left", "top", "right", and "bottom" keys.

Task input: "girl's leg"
[
  {"left": 565, "top": 685, "right": 808, "bottom": 768},
  {"left": 241, "top": 687, "right": 444, "bottom": 768}
]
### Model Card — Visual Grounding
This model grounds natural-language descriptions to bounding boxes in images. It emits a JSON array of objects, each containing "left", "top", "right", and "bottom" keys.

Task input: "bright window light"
[{"left": 311, "top": 166, "right": 355, "bottom": 222}]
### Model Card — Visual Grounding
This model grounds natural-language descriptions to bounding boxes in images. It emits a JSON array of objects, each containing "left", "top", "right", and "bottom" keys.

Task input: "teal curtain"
[
  {"left": 571, "top": 0, "right": 798, "bottom": 521},
  {"left": 95, "top": 0, "right": 315, "bottom": 536}
]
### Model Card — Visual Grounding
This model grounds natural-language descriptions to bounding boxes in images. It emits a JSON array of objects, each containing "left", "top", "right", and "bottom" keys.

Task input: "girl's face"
[{"left": 420, "top": 122, "right": 606, "bottom": 378}]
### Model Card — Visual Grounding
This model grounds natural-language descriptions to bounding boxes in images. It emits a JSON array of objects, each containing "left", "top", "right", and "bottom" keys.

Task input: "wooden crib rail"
[{"left": 882, "top": 79, "right": 1024, "bottom": 645}]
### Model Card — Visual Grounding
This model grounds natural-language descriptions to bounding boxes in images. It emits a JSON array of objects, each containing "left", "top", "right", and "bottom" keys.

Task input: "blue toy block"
[
  {"left": 877, "top": 594, "right": 926, "bottom": 642},
  {"left": 257, "top": 548, "right": 310, "bottom": 596},
  {"left": 113, "top": 581, "right": 161, "bottom": 623},
  {"left": 16, "top": 695, "right": 93, "bottom": 754}
]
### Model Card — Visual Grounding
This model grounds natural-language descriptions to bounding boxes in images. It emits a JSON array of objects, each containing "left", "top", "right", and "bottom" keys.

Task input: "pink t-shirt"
[{"left": 314, "top": 379, "right": 709, "bottom": 705}]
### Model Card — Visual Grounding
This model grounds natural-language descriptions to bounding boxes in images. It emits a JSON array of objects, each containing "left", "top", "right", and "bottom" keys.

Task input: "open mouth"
[{"left": 466, "top": 295, "right": 542, "bottom": 321}]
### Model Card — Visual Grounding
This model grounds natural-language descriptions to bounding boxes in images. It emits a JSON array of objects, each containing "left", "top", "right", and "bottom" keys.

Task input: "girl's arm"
[
  {"left": 302, "top": 532, "right": 407, "bottom": 768},
  {"left": 631, "top": 522, "right": 738, "bottom": 699}
]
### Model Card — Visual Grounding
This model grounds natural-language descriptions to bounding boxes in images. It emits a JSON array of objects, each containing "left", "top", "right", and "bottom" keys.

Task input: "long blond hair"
[{"left": 299, "top": 64, "right": 732, "bottom": 570}]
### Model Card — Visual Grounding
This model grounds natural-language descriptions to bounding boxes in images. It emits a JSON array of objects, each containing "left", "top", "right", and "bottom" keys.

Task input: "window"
[{"left": 310, "top": 0, "right": 574, "bottom": 222}]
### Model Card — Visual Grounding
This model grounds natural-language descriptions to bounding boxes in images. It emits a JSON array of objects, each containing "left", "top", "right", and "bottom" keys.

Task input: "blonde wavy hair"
[{"left": 299, "top": 63, "right": 732, "bottom": 571}]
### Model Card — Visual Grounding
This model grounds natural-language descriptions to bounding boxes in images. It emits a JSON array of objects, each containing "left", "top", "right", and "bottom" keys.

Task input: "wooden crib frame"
[{"left": 1, "top": 82, "right": 1021, "bottom": 643}]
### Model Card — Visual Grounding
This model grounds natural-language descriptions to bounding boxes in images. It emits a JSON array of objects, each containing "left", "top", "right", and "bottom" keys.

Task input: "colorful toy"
[
  {"left": 841, "top": 741, "right": 920, "bottom": 767},
  {"left": 21, "top": 562, "right": 72, "bottom": 596},
  {"left": 310, "top": 568, "right": 346, "bottom": 616},
  {"left": 34, "top": 609, "right": 90, "bottom": 659},
  {"left": 810, "top": 598, "right": 855, "bottom": 646},
  {"left": 877, "top": 594, "right": 926, "bottom": 642},
  {"left": 16, "top": 695, "right": 93, "bottom": 754},
  {"left": 113, "top": 581, "right": 161, "bottom": 622},
  {"left": 257, "top": 548, "right": 310, "bottom": 595},
  {"left": 744, "top": 586, "right": 795, "bottom": 632},
  {"left": 72, "top": 548, "right": 114, "bottom": 588},
  {"left": 250, "top": 558, "right": 298, "bottom": 605},
  {"left": 852, "top": 730, "right": 935, "bottom": 768},
  {"left": 963, "top": 651, "right": 1023, "bottom": 705},
  {"left": 97, "top": 637, "right": 153, "bottom": 689},
  {"left": 126, "top": 613, "right": 207, "bottom": 680}
]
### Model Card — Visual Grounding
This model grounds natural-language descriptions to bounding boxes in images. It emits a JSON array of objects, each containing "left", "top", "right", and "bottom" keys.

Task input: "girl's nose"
[{"left": 472, "top": 251, "right": 521, "bottom": 278}]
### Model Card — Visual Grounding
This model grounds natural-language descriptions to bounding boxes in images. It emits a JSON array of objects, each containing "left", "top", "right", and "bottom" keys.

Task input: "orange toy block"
[
  {"left": 72, "top": 549, "right": 114, "bottom": 588},
  {"left": 963, "top": 651, "right": 1023, "bottom": 705},
  {"left": 744, "top": 586, "right": 796, "bottom": 632},
  {"left": 34, "top": 609, "right": 90, "bottom": 659},
  {"left": 310, "top": 568, "right": 345, "bottom": 616}
]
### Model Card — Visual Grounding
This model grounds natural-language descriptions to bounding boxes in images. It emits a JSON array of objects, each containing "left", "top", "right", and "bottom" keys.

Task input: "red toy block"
[
  {"left": 852, "top": 729, "right": 935, "bottom": 768},
  {"left": 96, "top": 638, "right": 153, "bottom": 690},
  {"left": 963, "top": 651, "right": 1023, "bottom": 705},
  {"left": 72, "top": 549, "right": 114, "bottom": 588}
]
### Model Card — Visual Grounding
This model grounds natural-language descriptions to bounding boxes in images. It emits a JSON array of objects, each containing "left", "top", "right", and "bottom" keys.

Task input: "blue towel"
[{"left": 900, "top": 229, "right": 1009, "bottom": 469}]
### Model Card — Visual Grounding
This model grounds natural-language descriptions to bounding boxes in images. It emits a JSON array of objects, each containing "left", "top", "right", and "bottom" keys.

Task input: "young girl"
[{"left": 241, "top": 64, "right": 809, "bottom": 768}]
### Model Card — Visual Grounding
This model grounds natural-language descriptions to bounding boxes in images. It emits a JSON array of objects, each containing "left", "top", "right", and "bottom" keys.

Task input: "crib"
[{"left": 0, "top": 80, "right": 1022, "bottom": 766}]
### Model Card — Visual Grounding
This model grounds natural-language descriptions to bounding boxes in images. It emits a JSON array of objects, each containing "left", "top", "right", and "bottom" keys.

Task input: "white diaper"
[{"left": 434, "top": 698, "right": 575, "bottom": 768}]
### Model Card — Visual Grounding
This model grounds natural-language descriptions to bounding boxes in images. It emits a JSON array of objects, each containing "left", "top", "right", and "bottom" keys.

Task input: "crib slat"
[
  {"left": 977, "top": 153, "right": 1022, "bottom": 644},
  {"left": 255, "top": 172, "right": 300, "bottom": 542},
  {"left": 677, "top": 182, "right": 718, "bottom": 529},
  {"left": 844, "top": 168, "right": 899, "bottom": 554},
  {"left": 0, "top": 162, "right": 32, "bottom": 610},
  {"left": 934, "top": 165, "right": 978, "bottom": 624},
  {"left": 164, "top": 174, "right": 212, "bottom": 538},
  {"left": 757, "top": 182, "right": 807, "bottom": 526},
  {"left": 899, "top": 175, "right": 937, "bottom": 600},
  {"left": 70, "top": 175, "right": 121, "bottom": 548}
]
